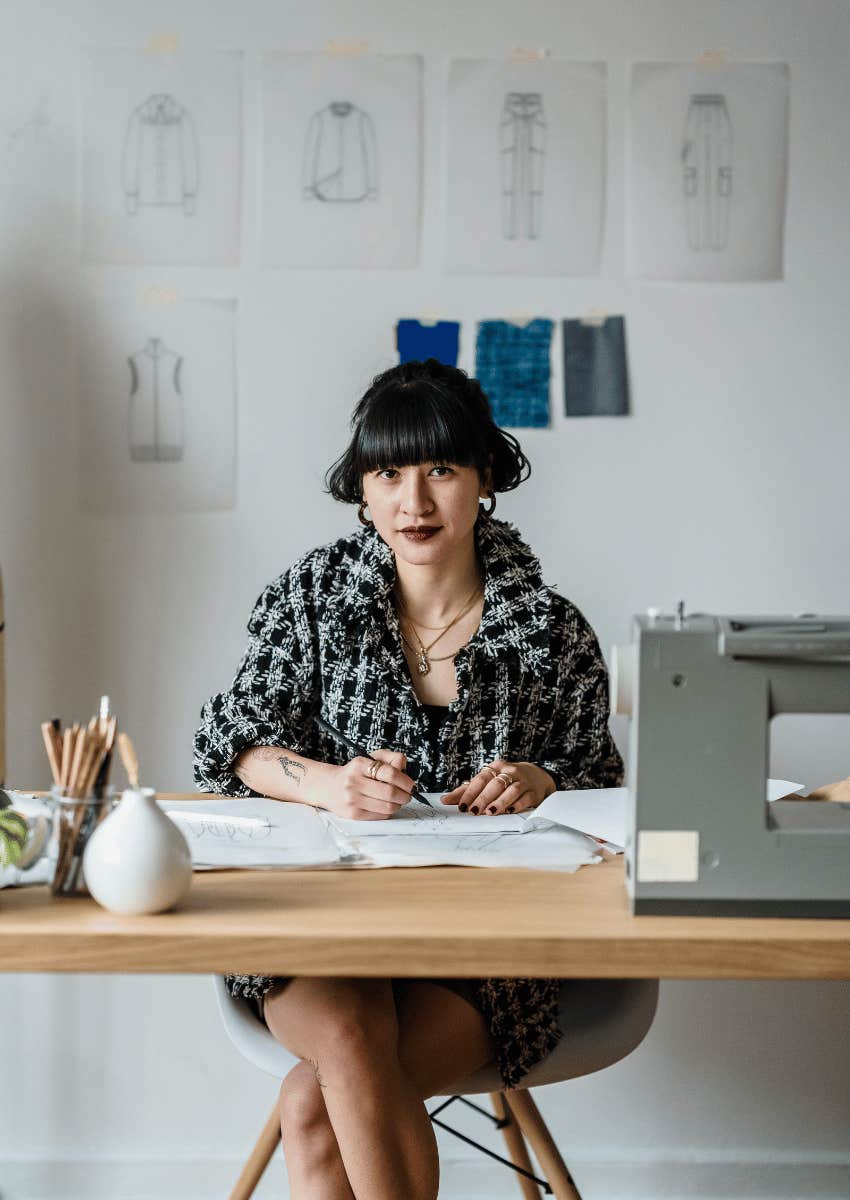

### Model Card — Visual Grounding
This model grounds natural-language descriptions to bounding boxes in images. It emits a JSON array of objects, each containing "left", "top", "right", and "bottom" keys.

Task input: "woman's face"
[{"left": 361, "top": 462, "right": 490, "bottom": 567}]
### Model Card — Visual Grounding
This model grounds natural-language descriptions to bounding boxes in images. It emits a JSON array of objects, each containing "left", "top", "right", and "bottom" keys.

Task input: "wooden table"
[{"left": 3, "top": 791, "right": 849, "bottom": 978}]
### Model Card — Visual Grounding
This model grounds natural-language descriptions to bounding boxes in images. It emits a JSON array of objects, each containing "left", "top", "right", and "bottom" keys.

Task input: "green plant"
[{"left": 0, "top": 809, "right": 28, "bottom": 868}]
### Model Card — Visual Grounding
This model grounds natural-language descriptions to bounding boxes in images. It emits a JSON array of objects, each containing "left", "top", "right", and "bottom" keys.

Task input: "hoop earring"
[
  {"left": 357, "top": 501, "right": 374, "bottom": 528},
  {"left": 481, "top": 492, "right": 496, "bottom": 517}
]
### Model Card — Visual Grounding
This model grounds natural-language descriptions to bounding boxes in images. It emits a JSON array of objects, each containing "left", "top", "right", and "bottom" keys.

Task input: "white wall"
[{"left": 1, "top": 1, "right": 848, "bottom": 1197}]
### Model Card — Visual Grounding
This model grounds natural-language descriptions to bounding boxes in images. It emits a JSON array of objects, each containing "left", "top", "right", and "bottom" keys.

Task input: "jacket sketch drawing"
[
  {"left": 122, "top": 93, "right": 199, "bottom": 216},
  {"left": 128, "top": 338, "right": 185, "bottom": 463},
  {"left": 500, "top": 92, "right": 546, "bottom": 240},
  {"left": 302, "top": 101, "right": 379, "bottom": 203}
]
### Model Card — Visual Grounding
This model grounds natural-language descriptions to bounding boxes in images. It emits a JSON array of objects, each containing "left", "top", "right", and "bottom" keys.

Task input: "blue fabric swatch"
[
  {"left": 474, "top": 319, "right": 552, "bottom": 428},
  {"left": 396, "top": 320, "right": 460, "bottom": 366},
  {"left": 562, "top": 317, "right": 630, "bottom": 417}
]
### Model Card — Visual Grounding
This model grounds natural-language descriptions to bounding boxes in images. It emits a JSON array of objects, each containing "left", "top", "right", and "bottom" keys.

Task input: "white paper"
[
  {"left": 538, "top": 779, "right": 806, "bottom": 848},
  {"left": 81, "top": 49, "right": 243, "bottom": 265},
  {"left": 445, "top": 59, "right": 606, "bottom": 275},
  {"left": 628, "top": 62, "right": 789, "bottom": 280},
  {"left": 78, "top": 294, "right": 237, "bottom": 514},
  {"left": 350, "top": 826, "right": 600, "bottom": 871},
  {"left": 323, "top": 796, "right": 545, "bottom": 838},
  {"left": 161, "top": 798, "right": 348, "bottom": 868},
  {"left": 262, "top": 54, "right": 421, "bottom": 268}
]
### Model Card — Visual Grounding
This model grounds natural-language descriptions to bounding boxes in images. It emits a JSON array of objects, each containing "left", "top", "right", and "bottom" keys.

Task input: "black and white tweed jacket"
[
  {"left": 193, "top": 515, "right": 623, "bottom": 1087},
  {"left": 194, "top": 515, "right": 623, "bottom": 797}
]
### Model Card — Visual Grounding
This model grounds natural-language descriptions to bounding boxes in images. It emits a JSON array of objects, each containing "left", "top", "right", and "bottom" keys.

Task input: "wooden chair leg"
[
  {"left": 490, "top": 1092, "right": 542, "bottom": 1199},
  {"left": 228, "top": 1100, "right": 282, "bottom": 1200},
  {"left": 506, "top": 1090, "right": 582, "bottom": 1200}
]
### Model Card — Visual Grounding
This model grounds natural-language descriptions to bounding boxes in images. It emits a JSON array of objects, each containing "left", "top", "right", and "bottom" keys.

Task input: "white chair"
[{"left": 214, "top": 974, "right": 659, "bottom": 1199}]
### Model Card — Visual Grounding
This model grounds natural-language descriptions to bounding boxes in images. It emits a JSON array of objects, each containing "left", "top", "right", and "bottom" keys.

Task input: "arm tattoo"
[{"left": 278, "top": 755, "right": 307, "bottom": 785}]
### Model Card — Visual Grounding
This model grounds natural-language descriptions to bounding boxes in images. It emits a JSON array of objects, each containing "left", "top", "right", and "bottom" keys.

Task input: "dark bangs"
[
  {"left": 353, "top": 379, "right": 485, "bottom": 478},
  {"left": 325, "top": 359, "right": 531, "bottom": 504}
]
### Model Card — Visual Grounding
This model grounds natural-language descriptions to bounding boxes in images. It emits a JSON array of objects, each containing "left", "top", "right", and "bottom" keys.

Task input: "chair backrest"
[{"left": 213, "top": 975, "right": 660, "bottom": 1096}]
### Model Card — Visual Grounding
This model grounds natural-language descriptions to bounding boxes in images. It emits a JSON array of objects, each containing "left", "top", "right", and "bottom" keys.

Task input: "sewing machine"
[{"left": 611, "top": 610, "right": 850, "bottom": 917}]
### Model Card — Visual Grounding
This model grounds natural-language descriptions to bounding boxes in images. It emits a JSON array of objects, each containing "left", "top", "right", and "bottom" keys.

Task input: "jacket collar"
[{"left": 326, "top": 517, "right": 551, "bottom": 669}]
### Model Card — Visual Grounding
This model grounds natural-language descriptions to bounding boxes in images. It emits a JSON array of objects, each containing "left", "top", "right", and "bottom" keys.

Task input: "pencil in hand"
[{"left": 315, "top": 715, "right": 433, "bottom": 808}]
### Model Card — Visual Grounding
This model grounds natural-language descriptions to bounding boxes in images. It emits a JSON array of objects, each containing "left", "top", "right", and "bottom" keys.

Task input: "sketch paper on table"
[
  {"left": 322, "top": 797, "right": 549, "bottom": 838},
  {"left": 445, "top": 59, "right": 605, "bottom": 275},
  {"left": 347, "top": 826, "right": 600, "bottom": 872},
  {"left": 628, "top": 62, "right": 789, "bottom": 281},
  {"left": 128, "top": 339, "right": 184, "bottom": 462},
  {"left": 163, "top": 797, "right": 350, "bottom": 869},
  {"left": 78, "top": 295, "right": 236, "bottom": 514},
  {"left": 262, "top": 53, "right": 421, "bottom": 268},
  {"left": 81, "top": 48, "right": 242, "bottom": 264}
]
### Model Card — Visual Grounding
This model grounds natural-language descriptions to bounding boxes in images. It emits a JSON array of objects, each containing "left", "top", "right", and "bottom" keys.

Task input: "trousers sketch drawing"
[
  {"left": 128, "top": 338, "right": 185, "bottom": 463},
  {"left": 500, "top": 92, "right": 546, "bottom": 240},
  {"left": 302, "top": 101, "right": 379, "bottom": 203},
  {"left": 122, "top": 94, "right": 199, "bottom": 216},
  {"left": 682, "top": 93, "right": 733, "bottom": 251}
]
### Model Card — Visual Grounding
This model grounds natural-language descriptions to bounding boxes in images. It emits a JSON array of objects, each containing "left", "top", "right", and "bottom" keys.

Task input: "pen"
[{"left": 315, "top": 715, "right": 433, "bottom": 808}]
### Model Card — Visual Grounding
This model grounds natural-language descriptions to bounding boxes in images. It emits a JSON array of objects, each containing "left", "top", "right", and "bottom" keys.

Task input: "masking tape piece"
[
  {"left": 511, "top": 47, "right": 549, "bottom": 63},
  {"left": 144, "top": 285, "right": 178, "bottom": 305},
  {"left": 637, "top": 830, "right": 700, "bottom": 882},
  {"left": 147, "top": 33, "right": 179, "bottom": 53},
  {"left": 326, "top": 40, "right": 369, "bottom": 57},
  {"left": 698, "top": 49, "right": 730, "bottom": 67}
]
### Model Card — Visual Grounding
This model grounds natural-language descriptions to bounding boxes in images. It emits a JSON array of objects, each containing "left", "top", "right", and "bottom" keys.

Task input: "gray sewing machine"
[{"left": 611, "top": 610, "right": 850, "bottom": 917}]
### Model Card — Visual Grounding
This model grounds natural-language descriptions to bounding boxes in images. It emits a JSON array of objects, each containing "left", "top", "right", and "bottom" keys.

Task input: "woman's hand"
[
  {"left": 312, "top": 749, "right": 416, "bottom": 821},
  {"left": 803, "top": 775, "right": 850, "bottom": 803},
  {"left": 440, "top": 760, "right": 556, "bottom": 816}
]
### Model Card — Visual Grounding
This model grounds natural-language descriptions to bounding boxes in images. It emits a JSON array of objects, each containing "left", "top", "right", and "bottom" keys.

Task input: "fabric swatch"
[
  {"left": 396, "top": 319, "right": 460, "bottom": 366},
  {"left": 562, "top": 316, "right": 630, "bottom": 417},
  {"left": 474, "top": 319, "right": 552, "bottom": 428}
]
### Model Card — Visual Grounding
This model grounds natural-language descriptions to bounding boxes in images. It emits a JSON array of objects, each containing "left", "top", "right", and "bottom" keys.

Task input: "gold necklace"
[{"left": 398, "top": 585, "right": 482, "bottom": 675}]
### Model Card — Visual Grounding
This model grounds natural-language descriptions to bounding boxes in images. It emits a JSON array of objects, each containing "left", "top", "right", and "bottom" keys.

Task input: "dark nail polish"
[
  {"left": 487, "top": 805, "right": 497, "bottom": 814},
  {"left": 470, "top": 806, "right": 479, "bottom": 814},
  {"left": 506, "top": 806, "right": 515, "bottom": 814},
  {"left": 459, "top": 803, "right": 468, "bottom": 812}
]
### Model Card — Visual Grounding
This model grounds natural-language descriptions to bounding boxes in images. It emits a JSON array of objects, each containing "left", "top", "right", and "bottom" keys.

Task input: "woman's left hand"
[{"left": 440, "top": 760, "right": 556, "bottom": 815}]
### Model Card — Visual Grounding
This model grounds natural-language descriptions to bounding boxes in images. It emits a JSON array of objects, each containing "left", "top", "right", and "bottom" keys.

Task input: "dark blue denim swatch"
[
  {"left": 396, "top": 320, "right": 460, "bottom": 366},
  {"left": 475, "top": 319, "right": 552, "bottom": 428},
  {"left": 562, "top": 316, "right": 630, "bottom": 417}
]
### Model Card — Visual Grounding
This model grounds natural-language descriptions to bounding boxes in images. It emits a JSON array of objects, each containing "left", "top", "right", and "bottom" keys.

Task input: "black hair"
[{"left": 325, "top": 359, "right": 531, "bottom": 504}]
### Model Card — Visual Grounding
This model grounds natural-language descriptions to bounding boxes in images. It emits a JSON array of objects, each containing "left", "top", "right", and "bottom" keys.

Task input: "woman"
[{"left": 194, "top": 358, "right": 623, "bottom": 1200}]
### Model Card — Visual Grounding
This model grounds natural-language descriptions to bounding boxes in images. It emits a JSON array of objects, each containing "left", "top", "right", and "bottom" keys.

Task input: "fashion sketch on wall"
[
  {"left": 629, "top": 63, "right": 789, "bottom": 280},
  {"left": 262, "top": 54, "right": 421, "bottom": 268},
  {"left": 123, "top": 94, "right": 199, "bottom": 217},
  {"left": 128, "top": 338, "right": 185, "bottom": 462},
  {"left": 78, "top": 296, "right": 236, "bottom": 514},
  {"left": 81, "top": 49, "right": 242, "bottom": 265},
  {"left": 500, "top": 92, "right": 546, "bottom": 240},
  {"left": 303, "top": 101, "right": 378, "bottom": 203},
  {"left": 445, "top": 59, "right": 605, "bottom": 275},
  {"left": 682, "top": 93, "right": 732, "bottom": 251}
]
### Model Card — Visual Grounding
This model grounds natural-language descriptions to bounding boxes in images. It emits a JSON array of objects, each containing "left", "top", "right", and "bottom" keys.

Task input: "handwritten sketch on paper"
[
  {"left": 127, "top": 338, "right": 185, "bottom": 462},
  {"left": 303, "top": 101, "right": 379, "bottom": 203},
  {"left": 500, "top": 92, "right": 546, "bottom": 240},
  {"left": 122, "top": 94, "right": 200, "bottom": 217},
  {"left": 682, "top": 93, "right": 733, "bottom": 251}
]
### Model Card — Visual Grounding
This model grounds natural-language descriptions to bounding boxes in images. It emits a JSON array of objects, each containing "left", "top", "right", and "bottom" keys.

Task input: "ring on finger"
[
  {"left": 481, "top": 765, "right": 499, "bottom": 780},
  {"left": 495, "top": 771, "right": 514, "bottom": 789},
  {"left": 367, "top": 761, "right": 382, "bottom": 781}
]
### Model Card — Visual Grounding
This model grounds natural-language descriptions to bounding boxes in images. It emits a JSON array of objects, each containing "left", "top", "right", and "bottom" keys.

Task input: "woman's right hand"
[{"left": 312, "top": 749, "right": 416, "bottom": 820}]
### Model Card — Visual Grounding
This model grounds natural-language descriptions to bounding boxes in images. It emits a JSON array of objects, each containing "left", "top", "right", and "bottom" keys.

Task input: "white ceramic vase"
[{"left": 83, "top": 787, "right": 192, "bottom": 914}]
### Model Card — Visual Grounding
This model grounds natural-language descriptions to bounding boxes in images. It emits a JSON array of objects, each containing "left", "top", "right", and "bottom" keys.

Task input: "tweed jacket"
[
  {"left": 193, "top": 515, "right": 623, "bottom": 1087},
  {"left": 193, "top": 515, "right": 623, "bottom": 798}
]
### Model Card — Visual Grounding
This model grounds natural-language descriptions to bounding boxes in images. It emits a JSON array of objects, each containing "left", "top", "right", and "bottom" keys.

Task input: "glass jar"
[{"left": 48, "top": 786, "right": 117, "bottom": 896}]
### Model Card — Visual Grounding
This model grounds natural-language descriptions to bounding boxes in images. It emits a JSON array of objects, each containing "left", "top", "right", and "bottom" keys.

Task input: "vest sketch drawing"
[
  {"left": 302, "top": 101, "right": 379, "bottom": 203},
  {"left": 500, "top": 92, "right": 546, "bottom": 240},
  {"left": 122, "top": 94, "right": 200, "bottom": 216},
  {"left": 682, "top": 93, "right": 733, "bottom": 251},
  {"left": 128, "top": 339, "right": 185, "bottom": 463}
]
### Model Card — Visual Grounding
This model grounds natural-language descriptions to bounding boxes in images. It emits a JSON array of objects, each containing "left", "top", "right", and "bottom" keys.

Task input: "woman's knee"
[
  {"left": 278, "top": 1061, "right": 326, "bottom": 1133},
  {"left": 270, "top": 978, "right": 398, "bottom": 1066}
]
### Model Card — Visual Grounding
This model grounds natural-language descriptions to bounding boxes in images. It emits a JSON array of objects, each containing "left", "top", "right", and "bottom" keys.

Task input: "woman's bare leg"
[
  {"left": 278, "top": 1060, "right": 354, "bottom": 1200},
  {"left": 265, "top": 977, "right": 495, "bottom": 1200}
]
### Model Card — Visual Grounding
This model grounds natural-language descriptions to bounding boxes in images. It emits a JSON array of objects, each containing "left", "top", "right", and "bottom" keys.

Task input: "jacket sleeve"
[
  {"left": 535, "top": 602, "right": 624, "bottom": 792},
  {"left": 193, "top": 568, "right": 317, "bottom": 796}
]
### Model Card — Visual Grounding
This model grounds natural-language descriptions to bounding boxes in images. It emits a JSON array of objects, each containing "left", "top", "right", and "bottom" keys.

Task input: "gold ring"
[
  {"left": 495, "top": 771, "right": 514, "bottom": 789},
  {"left": 368, "top": 761, "right": 381, "bottom": 781},
  {"left": 482, "top": 765, "right": 500, "bottom": 780}
]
